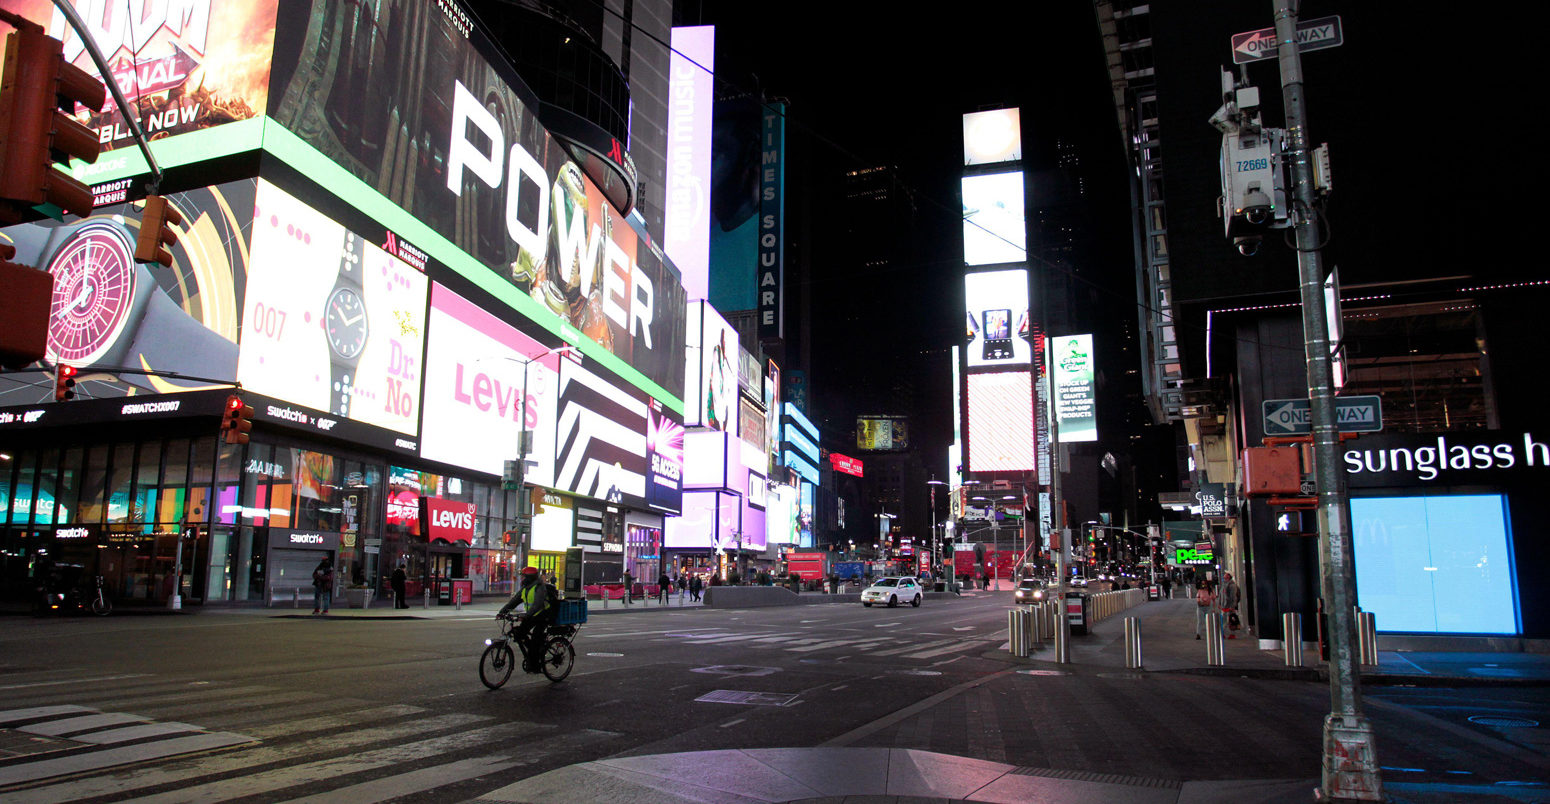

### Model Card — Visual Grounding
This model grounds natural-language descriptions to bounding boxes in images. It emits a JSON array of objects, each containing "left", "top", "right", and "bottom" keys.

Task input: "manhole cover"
[
  {"left": 695, "top": 690, "right": 799, "bottom": 706},
  {"left": 1468, "top": 715, "right": 1539, "bottom": 728},
  {"left": 1018, "top": 670, "right": 1070, "bottom": 677}
]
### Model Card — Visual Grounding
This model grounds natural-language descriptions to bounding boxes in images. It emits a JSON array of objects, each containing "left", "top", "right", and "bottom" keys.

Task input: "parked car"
[
  {"left": 1013, "top": 578, "right": 1047, "bottom": 604},
  {"left": 861, "top": 577, "right": 922, "bottom": 608}
]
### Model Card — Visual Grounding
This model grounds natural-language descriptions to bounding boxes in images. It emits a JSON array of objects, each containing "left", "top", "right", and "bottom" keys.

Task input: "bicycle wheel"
[
  {"left": 480, "top": 643, "right": 515, "bottom": 689},
  {"left": 91, "top": 595, "right": 112, "bottom": 616},
  {"left": 540, "top": 637, "right": 575, "bottom": 682}
]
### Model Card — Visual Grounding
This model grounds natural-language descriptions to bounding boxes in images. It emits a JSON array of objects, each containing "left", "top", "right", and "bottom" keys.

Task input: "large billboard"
[
  {"left": 237, "top": 180, "right": 427, "bottom": 435},
  {"left": 664, "top": 25, "right": 714, "bottom": 300},
  {"left": 967, "top": 372, "right": 1035, "bottom": 472},
  {"left": 963, "top": 108, "right": 1022, "bottom": 166},
  {"left": 1051, "top": 334, "right": 1097, "bottom": 442},
  {"left": 0, "top": 179, "right": 254, "bottom": 402},
  {"left": 961, "top": 172, "right": 1026, "bottom": 266},
  {"left": 964, "top": 269, "right": 1031, "bottom": 368},
  {"left": 267, "top": 0, "right": 685, "bottom": 400},
  {"left": 683, "top": 301, "right": 738, "bottom": 433},
  {"left": 2, "top": 0, "right": 277, "bottom": 161},
  {"left": 857, "top": 415, "right": 909, "bottom": 452},
  {"left": 419, "top": 283, "right": 561, "bottom": 486}
]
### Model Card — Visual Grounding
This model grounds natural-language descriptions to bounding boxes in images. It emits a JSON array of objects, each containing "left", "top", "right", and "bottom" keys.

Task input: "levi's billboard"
[
  {"left": 266, "top": 0, "right": 685, "bottom": 401},
  {"left": 421, "top": 497, "right": 476, "bottom": 544}
]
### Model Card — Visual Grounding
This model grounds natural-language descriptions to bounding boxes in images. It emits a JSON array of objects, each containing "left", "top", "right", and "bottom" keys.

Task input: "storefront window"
[
  {"left": 134, "top": 441, "right": 161, "bottom": 529},
  {"left": 159, "top": 438, "right": 189, "bottom": 526},
  {"left": 77, "top": 445, "right": 109, "bottom": 524},
  {"left": 0, "top": 456, "right": 11, "bottom": 527},
  {"left": 8, "top": 451, "right": 37, "bottom": 526},
  {"left": 107, "top": 443, "right": 136, "bottom": 524},
  {"left": 290, "top": 448, "right": 340, "bottom": 532},
  {"left": 187, "top": 437, "right": 214, "bottom": 526},
  {"left": 34, "top": 449, "right": 61, "bottom": 527}
]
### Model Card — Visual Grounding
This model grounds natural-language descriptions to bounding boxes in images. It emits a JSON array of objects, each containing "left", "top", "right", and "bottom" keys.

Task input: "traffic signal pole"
[{"left": 1271, "top": 2, "right": 1381, "bottom": 800}]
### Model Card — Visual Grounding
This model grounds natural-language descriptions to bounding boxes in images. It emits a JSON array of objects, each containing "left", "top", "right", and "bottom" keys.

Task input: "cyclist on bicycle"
[{"left": 497, "top": 566, "right": 555, "bottom": 672}]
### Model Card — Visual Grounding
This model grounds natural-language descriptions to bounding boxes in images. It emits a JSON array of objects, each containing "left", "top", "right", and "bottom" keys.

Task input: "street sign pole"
[{"left": 1272, "top": 2, "right": 1381, "bottom": 799}]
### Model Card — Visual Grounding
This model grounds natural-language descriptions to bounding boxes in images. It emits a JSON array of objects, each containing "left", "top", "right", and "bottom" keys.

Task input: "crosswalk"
[
  {"left": 0, "top": 670, "right": 618, "bottom": 802},
  {"left": 625, "top": 627, "right": 1005, "bottom": 660}
]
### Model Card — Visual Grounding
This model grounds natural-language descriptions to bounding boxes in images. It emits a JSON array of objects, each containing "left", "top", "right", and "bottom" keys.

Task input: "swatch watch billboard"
[
  {"left": 0, "top": 179, "right": 253, "bottom": 401},
  {"left": 236, "top": 180, "right": 428, "bottom": 437},
  {"left": 266, "top": 0, "right": 685, "bottom": 401}
]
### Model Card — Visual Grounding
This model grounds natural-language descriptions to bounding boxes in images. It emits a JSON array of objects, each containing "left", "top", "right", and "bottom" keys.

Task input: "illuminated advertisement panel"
[
  {"left": 0, "top": 179, "right": 253, "bottom": 401},
  {"left": 764, "top": 360, "right": 781, "bottom": 473},
  {"left": 965, "top": 269, "right": 1031, "bottom": 367},
  {"left": 856, "top": 415, "right": 909, "bottom": 452},
  {"left": 1051, "top": 334, "right": 1098, "bottom": 442},
  {"left": 236, "top": 180, "right": 427, "bottom": 436},
  {"left": 555, "top": 358, "right": 648, "bottom": 507},
  {"left": 739, "top": 396, "right": 766, "bottom": 453},
  {"left": 829, "top": 453, "right": 864, "bottom": 477},
  {"left": 961, "top": 172, "right": 1026, "bottom": 266},
  {"left": 1, "top": 0, "right": 277, "bottom": 163},
  {"left": 419, "top": 284, "right": 559, "bottom": 486},
  {"left": 267, "top": 0, "right": 686, "bottom": 400},
  {"left": 683, "top": 302, "right": 738, "bottom": 433},
  {"left": 530, "top": 490, "right": 574, "bottom": 553},
  {"left": 967, "top": 372, "right": 1035, "bottom": 472},
  {"left": 664, "top": 25, "right": 714, "bottom": 299},
  {"left": 664, "top": 489, "right": 740, "bottom": 548},
  {"left": 766, "top": 484, "right": 798, "bottom": 544},
  {"left": 646, "top": 398, "right": 684, "bottom": 514},
  {"left": 963, "top": 108, "right": 1022, "bottom": 166}
]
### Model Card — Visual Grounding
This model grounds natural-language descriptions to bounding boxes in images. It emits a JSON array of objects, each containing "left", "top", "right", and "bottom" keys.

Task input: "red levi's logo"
[{"left": 423, "top": 498, "right": 477, "bottom": 543}]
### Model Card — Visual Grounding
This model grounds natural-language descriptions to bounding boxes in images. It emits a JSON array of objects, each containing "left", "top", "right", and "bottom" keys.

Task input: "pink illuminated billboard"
[
  {"left": 967, "top": 371, "right": 1035, "bottom": 472},
  {"left": 665, "top": 25, "right": 715, "bottom": 299}
]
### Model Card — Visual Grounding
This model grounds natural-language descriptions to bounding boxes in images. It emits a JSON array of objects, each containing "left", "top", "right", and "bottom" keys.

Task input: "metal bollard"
[
  {"left": 1053, "top": 611, "right": 1070, "bottom": 663},
  {"left": 1008, "top": 609, "right": 1028, "bottom": 657},
  {"left": 1356, "top": 609, "right": 1379, "bottom": 666},
  {"left": 1030, "top": 605, "right": 1043, "bottom": 643},
  {"left": 1124, "top": 616, "right": 1143, "bottom": 669},
  {"left": 1045, "top": 600, "right": 1057, "bottom": 640},
  {"left": 423, "top": 589, "right": 431, "bottom": 609},
  {"left": 1283, "top": 613, "right": 1303, "bottom": 666},
  {"left": 293, "top": 588, "right": 300, "bottom": 609},
  {"left": 1206, "top": 611, "right": 1225, "bottom": 665}
]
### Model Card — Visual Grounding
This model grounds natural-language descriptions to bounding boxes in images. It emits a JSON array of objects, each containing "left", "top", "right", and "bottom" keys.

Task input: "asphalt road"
[{"left": 2, "top": 594, "right": 1547, "bottom": 803}]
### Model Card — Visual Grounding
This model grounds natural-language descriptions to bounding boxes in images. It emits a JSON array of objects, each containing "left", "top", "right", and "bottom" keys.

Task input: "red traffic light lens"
[{"left": 59, "top": 364, "right": 76, "bottom": 378}]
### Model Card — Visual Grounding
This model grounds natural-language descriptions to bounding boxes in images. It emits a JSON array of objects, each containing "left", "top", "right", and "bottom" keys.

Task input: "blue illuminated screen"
[{"left": 1351, "top": 494, "right": 1519, "bottom": 635}]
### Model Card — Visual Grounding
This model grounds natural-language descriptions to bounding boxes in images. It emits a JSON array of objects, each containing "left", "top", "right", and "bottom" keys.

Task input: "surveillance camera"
[
  {"left": 1233, "top": 235, "right": 1262, "bottom": 257},
  {"left": 1240, "top": 190, "right": 1272, "bottom": 226}
]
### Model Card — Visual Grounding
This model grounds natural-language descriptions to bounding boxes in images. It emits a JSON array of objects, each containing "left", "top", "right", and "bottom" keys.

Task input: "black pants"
[
  {"left": 513, "top": 616, "right": 551, "bottom": 667},
  {"left": 392, "top": 583, "right": 407, "bottom": 608}
]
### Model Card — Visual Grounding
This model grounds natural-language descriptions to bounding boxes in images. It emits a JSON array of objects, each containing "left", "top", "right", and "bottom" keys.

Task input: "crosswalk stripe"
[
  {"left": 74, "top": 722, "right": 206, "bottom": 745},
  {"left": 140, "top": 691, "right": 326, "bottom": 721},
  {"left": 16, "top": 712, "right": 148, "bottom": 736},
  {"left": 0, "top": 731, "right": 255, "bottom": 787},
  {"left": 0, "top": 674, "right": 152, "bottom": 692},
  {"left": 785, "top": 638, "right": 893, "bottom": 653},
  {"left": 117, "top": 722, "right": 531, "bottom": 804},
  {"left": 0, "top": 704, "right": 94, "bottom": 725},
  {"left": 234, "top": 704, "right": 426, "bottom": 738},
  {"left": 269, "top": 754, "right": 520, "bottom": 804},
  {"left": 903, "top": 637, "right": 1003, "bottom": 659},
  {"left": 871, "top": 638, "right": 957, "bottom": 657},
  {"left": 3, "top": 712, "right": 494, "bottom": 803}
]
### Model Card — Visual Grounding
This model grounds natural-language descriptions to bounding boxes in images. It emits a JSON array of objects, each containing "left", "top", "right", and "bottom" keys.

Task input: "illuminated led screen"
[
  {"left": 962, "top": 108, "right": 1022, "bottom": 166},
  {"left": 967, "top": 372, "right": 1035, "bottom": 472},
  {"left": 964, "top": 269, "right": 1031, "bottom": 368},
  {"left": 961, "top": 172, "right": 1026, "bottom": 266},
  {"left": 1352, "top": 494, "right": 1519, "bottom": 635},
  {"left": 1051, "top": 334, "right": 1097, "bottom": 442}
]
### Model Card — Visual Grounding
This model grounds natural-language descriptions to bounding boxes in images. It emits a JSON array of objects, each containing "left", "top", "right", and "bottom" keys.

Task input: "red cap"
[{"left": 521, "top": 566, "right": 540, "bottom": 576}]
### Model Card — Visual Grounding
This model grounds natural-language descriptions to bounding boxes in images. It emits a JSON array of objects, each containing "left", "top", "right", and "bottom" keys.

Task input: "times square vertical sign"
[{"left": 758, "top": 102, "right": 785, "bottom": 339}]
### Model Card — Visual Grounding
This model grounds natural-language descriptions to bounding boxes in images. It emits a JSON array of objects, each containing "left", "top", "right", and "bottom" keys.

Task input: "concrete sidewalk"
[{"left": 1015, "top": 597, "right": 1550, "bottom": 685}]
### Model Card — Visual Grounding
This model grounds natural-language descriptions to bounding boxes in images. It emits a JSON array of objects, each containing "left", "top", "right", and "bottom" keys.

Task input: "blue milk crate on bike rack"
[{"left": 554, "top": 598, "right": 588, "bottom": 625}]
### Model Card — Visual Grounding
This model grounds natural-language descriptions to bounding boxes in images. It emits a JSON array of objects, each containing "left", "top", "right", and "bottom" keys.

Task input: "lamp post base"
[{"left": 1317, "top": 714, "right": 1383, "bottom": 802}]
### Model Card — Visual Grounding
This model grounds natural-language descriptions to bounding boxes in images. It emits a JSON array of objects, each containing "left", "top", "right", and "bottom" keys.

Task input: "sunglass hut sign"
[{"left": 1342, "top": 431, "right": 1550, "bottom": 486}]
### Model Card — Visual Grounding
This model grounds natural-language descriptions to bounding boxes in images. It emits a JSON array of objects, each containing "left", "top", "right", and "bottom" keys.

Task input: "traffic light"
[
  {"left": 0, "top": 243, "right": 53, "bottom": 370},
  {"left": 0, "top": 14, "right": 106, "bottom": 223},
  {"left": 134, "top": 195, "right": 182, "bottom": 266},
  {"left": 53, "top": 363, "right": 76, "bottom": 400},
  {"left": 221, "top": 394, "right": 253, "bottom": 444}
]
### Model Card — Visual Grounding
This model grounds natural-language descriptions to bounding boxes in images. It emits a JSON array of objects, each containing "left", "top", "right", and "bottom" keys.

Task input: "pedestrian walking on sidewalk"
[
  {"left": 690, "top": 573, "right": 703, "bottom": 601},
  {"left": 391, "top": 563, "right": 408, "bottom": 609},
  {"left": 623, "top": 570, "right": 634, "bottom": 605},
  {"left": 1194, "top": 580, "right": 1216, "bottom": 639},
  {"left": 1220, "top": 573, "right": 1242, "bottom": 638},
  {"left": 1160, "top": 575, "right": 1172, "bottom": 600},
  {"left": 658, "top": 572, "right": 671, "bottom": 603}
]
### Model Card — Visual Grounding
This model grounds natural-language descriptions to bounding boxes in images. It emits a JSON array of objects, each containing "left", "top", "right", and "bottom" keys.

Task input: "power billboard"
[
  {"left": 961, "top": 172, "right": 1026, "bottom": 266},
  {"left": 856, "top": 416, "right": 909, "bottom": 452},
  {"left": 964, "top": 269, "right": 1031, "bottom": 367},
  {"left": 0, "top": 179, "right": 254, "bottom": 402},
  {"left": 267, "top": 0, "right": 685, "bottom": 401},
  {"left": 962, "top": 108, "right": 1022, "bottom": 166}
]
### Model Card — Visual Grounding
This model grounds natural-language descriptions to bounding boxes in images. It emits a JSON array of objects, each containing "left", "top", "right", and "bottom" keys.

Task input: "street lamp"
[
  {"left": 927, "top": 480, "right": 948, "bottom": 585},
  {"left": 489, "top": 343, "right": 578, "bottom": 566}
]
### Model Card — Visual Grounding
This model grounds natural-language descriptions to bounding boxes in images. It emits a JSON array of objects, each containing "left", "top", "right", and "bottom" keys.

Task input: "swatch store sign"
[{"left": 420, "top": 498, "right": 477, "bottom": 544}]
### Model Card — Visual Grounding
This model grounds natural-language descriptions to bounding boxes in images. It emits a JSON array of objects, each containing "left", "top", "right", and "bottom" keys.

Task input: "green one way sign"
[{"left": 1262, "top": 396, "right": 1382, "bottom": 435}]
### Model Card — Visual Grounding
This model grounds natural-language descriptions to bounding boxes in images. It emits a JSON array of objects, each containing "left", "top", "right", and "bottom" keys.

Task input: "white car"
[{"left": 861, "top": 577, "right": 923, "bottom": 608}]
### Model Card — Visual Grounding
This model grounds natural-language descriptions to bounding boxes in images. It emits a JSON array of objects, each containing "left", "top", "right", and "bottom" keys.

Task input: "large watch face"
[
  {"left": 325, "top": 286, "right": 368, "bottom": 360},
  {"left": 46, "top": 222, "right": 138, "bottom": 366}
]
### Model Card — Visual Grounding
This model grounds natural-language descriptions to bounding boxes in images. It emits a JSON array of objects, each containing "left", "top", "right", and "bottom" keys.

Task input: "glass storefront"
[{"left": 1, "top": 430, "right": 524, "bottom": 606}]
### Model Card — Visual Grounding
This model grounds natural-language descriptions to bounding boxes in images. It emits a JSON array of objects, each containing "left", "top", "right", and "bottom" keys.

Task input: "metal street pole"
[{"left": 1272, "top": 2, "right": 1381, "bottom": 799}]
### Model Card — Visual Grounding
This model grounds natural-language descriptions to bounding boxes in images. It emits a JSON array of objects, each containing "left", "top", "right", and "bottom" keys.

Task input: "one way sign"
[
  {"left": 1262, "top": 395, "right": 1382, "bottom": 435},
  {"left": 1232, "top": 16, "right": 1344, "bottom": 64}
]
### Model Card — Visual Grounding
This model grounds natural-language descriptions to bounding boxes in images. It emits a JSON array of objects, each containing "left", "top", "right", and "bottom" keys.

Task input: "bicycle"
[{"left": 480, "top": 612, "right": 579, "bottom": 688}]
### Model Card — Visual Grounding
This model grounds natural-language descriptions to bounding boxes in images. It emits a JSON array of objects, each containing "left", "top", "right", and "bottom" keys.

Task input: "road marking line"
[
  {"left": 269, "top": 755, "right": 519, "bottom": 804},
  {"left": 719, "top": 718, "right": 745, "bottom": 728},
  {"left": 0, "top": 675, "right": 152, "bottom": 692},
  {"left": 17, "top": 712, "right": 148, "bottom": 736},
  {"left": 240, "top": 705, "right": 425, "bottom": 739},
  {"left": 0, "top": 731, "right": 256, "bottom": 787},
  {"left": 874, "top": 622, "right": 902, "bottom": 627},
  {"left": 0, "top": 705, "right": 96, "bottom": 726}
]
